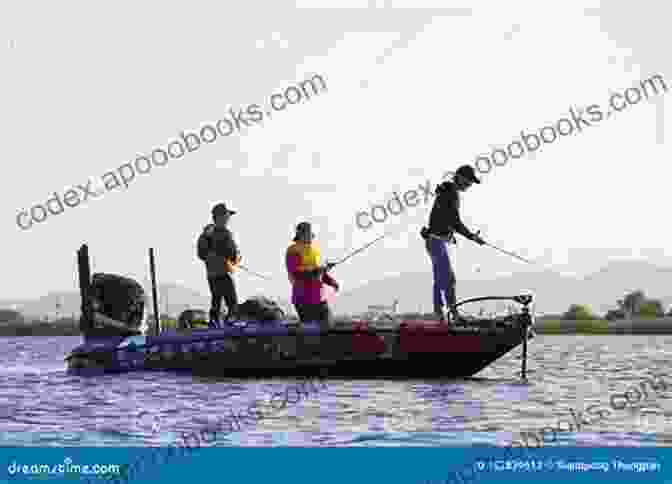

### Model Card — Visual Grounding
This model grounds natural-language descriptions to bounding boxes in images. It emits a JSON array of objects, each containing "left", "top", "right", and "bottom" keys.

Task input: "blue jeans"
[{"left": 425, "top": 238, "right": 456, "bottom": 315}]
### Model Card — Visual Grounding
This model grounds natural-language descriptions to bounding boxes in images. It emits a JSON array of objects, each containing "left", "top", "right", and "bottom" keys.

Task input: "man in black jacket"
[
  {"left": 421, "top": 165, "right": 486, "bottom": 323},
  {"left": 197, "top": 203, "right": 241, "bottom": 327}
]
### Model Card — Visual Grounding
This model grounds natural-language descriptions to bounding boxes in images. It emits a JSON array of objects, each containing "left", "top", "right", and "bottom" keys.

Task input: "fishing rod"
[
  {"left": 238, "top": 264, "right": 274, "bottom": 281},
  {"left": 329, "top": 232, "right": 390, "bottom": 268},
  {"left": 226, "top": 232, "right": 392, "bottom": 281},
  {"left": 484, "top": 241, "right": 535, "bottom": 265},
  {"left": 469, "top": 230, "right": 540, "bottom": 267},
  {"left": 478, "top": 233, "right": 567, "bottom": 276}
]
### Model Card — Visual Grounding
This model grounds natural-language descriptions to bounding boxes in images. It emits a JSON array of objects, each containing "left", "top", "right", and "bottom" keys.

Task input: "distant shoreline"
[
  {"left": 2, "top": 317, "right": 671, "bottom": 336},
  {"left": 535, "top": 317, "right": 672, "bottom": 335},
  {"left": 0, "top": 324, "right": 80, "bottom": 336}
]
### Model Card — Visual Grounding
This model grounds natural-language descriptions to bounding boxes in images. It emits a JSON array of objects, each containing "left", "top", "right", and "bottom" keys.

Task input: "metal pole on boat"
[
  {"left": 149, "top": 248, "right": 160, "bottom": 336},
  {"left": 521, "top": 325, "right": 528, "bottom": 380},
  {"left": 77, "top": 244, "right": 93, "bottom": 334},
  {"left": 521, "top": 303, "right": 530, "bottom": 380}
]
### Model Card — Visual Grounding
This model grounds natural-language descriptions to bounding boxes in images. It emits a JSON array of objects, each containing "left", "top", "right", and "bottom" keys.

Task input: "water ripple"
[{"left": 0, "top": 335, "right": 670, "bottom": 446}]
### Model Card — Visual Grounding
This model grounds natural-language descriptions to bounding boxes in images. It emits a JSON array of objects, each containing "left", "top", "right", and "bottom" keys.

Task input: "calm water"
[{"left": 0, "top": 335, "right": 670, "bottom": 447}]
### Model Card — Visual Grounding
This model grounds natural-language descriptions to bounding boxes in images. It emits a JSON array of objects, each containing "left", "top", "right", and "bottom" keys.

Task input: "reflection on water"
[{"left": 0, "top": 335, "right": 670, "bottom": 446}]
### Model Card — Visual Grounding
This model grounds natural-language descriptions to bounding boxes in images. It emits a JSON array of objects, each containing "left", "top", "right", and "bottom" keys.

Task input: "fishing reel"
[
  {"left": 513, "top": 294, "right": 535, "bottom": 331},
  {"left": 513, "top": 294, "right": 533, "bottom": 306},
  {"left": 323, "top": 261, "right": 337, "bottom": 272}
]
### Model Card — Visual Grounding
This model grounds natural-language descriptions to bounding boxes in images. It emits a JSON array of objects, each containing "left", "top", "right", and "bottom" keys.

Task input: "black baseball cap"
[
  {"left": 296, "top": 222, "right": 311, "bottom": 232},
  {"left": 293, "top": 222, "right": 314, "bottom": 241},
  {"left": 211, "top": 203, "right": 236, "bottom": 217},
  {"left": 455, "top": 165, "right": 481, "bottom": 184}
]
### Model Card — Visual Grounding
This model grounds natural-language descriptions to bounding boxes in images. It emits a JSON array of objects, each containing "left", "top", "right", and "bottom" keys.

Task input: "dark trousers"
[
  {"left": 207, "top": 274, "right": 238, "bottom": 322},
  {"left": 295, "top": 302, "right": 332, "bottom": 326}
]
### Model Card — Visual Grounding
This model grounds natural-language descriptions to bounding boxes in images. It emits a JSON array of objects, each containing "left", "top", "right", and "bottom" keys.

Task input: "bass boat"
[{"left": 66, "top": 245, "right": 535, "bottom": 379}]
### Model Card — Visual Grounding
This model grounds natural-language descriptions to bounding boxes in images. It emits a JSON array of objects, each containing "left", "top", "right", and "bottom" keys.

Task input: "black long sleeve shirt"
[
  {"left": 427, "top": 181, "right": 473, "bottom": 239},
  {"left": 197, "top": 224, "right": 239, "bottom": 276},
  {"left": 197, "top": 224, "right": 239, "bottom": 260}
]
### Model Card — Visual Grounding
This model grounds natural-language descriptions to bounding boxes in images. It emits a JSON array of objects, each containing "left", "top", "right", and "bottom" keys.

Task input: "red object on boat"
[
  {"left": 351, "top": 320, "right": 386, "bottom": 354},
  {"left": 398, "top": 320, "right": 485, "bottom": 353}
]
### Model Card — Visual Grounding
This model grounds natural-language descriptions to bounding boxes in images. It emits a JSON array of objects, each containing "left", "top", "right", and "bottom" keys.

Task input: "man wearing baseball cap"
[
  {"left": 421, "top": 165, "right": 486, "bottom": 324},
  {"left": 197, "top": 202, "right": 241, "bottom": 327}
]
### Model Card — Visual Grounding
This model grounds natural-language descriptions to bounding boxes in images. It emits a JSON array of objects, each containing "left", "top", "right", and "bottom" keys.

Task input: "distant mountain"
[
  {"left": 579, "top": 260, "right": 672, "bottom": 312},
  {"left": 140, "top": 281, "right": 210, "bottom": 315},
  {"left": 2, "top": 260, "right": 670, "bottom": 318},
  {"left": 0, "top": 282, "right": 292, "bottom": 319},
  {"left": 0, "top": 298, "right": 32, "bottom": 311},
  {"left": 332, "top": 260, "right": 672, "bottom": 316},
  {"left": 0, "top": 291, "right": 83, "bottom": 319}
]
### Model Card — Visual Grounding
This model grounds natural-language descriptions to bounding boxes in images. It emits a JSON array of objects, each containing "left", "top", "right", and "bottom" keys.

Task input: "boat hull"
[{"left": 65, "top": 320, "right": 533, "bottom": 379}]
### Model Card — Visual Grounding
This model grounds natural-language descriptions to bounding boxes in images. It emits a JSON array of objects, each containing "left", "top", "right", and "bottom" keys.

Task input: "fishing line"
[
  {"left": 238, "top": 264, "right": 274, "bottom": 281},
  {"left": 481, "top": 238, "right": 572, "bottom": 278},
  {"left": 331, "top": 232, "right": 391, "bottom": 267}
]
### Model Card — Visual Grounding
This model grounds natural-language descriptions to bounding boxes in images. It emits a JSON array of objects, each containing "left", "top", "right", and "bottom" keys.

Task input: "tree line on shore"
[
  {"left": 543, "top": 290, "right": 672, "bottom": 321},
  {"left": 1, "top": 289, "right": 670, "bottom": 336},
  {"left": 0, "top": 309, "right": 80, "bottom": 336}
]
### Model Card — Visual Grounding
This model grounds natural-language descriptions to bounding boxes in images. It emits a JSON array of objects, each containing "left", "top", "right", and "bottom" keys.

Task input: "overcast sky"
[{"left": 1, "top": 0, "right": 670, "bottom": 302}]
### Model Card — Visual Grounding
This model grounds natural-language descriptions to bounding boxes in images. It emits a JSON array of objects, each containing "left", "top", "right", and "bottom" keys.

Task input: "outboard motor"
[
  {"left": 81, "top": 272, "right": 146, "bottom": 339},
  {"left": 68, "top": 244, "right": 148, "bottom": 373}
]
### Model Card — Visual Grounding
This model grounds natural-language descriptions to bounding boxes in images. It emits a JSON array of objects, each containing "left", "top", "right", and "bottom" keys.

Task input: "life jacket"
[{"left": 286, "top": 241, "right": 320, "bottom": 285}]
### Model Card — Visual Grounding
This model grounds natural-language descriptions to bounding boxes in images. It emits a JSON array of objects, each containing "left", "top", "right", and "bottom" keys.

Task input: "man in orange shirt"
[{"left": 286, "top": 222, "right": 339, "bottom": 328}]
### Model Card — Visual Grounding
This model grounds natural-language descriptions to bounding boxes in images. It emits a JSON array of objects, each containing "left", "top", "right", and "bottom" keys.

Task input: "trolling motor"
[
  {"left": 452, "top": 294, "right": 534, "bottom": 380},
  {"left": 516, "top": 295, "right": 534, "bottom": 380}
]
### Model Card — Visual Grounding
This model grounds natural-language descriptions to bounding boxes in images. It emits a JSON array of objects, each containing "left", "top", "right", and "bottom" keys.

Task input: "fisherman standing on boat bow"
[
  {"left": 286, "top": 222, "right": 339, "bottom": 329},
  {"left": 197, "top": 202, "right": 241, "bottom": 327},
  {"left": 421, "top": 165, "right": 486, "bottom": 324}
]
